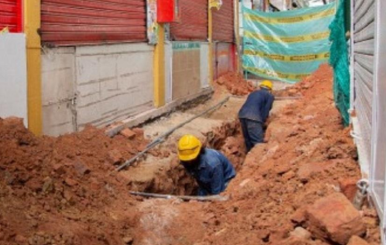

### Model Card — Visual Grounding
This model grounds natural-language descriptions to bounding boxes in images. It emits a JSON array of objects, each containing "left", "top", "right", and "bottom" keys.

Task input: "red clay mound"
[
  {"left": 129, "top": 64, "right": 380, "bottom": 245},
  {"left": 196, "top": 64, "right": 380, "bottom": 245},
  {"left": 273, "top": 64, "right": 333, "bottom": 98},
  {"left": 0, "top": 119, "right": 147, "bottom": 244},
  {"left": 215, "top": 72, "right": 255, "bottom": 96}
]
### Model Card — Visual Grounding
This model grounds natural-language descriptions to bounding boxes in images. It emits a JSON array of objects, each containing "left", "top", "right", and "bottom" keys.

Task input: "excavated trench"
[
  {"left": 120, "top": 96, "right": 248, "bottom": 196},
  {"left": 121, "top": 95, "right": 293, "bottom": 197},
  {"left": 124, "top": 119, "right": 246, "bottom": 196}
]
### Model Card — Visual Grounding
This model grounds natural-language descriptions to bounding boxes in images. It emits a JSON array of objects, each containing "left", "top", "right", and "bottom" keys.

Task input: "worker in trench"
[
  {"left": 238, "top": 80, "right": 275, "bottom": 152},
  {"left": 178, "top": 135, "right": 236, "bottom": 196}
]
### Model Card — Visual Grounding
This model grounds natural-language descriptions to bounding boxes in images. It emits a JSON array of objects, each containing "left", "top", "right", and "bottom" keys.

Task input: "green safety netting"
[{"left": 329, "top": 0, "right": 350, "bottom": 126}]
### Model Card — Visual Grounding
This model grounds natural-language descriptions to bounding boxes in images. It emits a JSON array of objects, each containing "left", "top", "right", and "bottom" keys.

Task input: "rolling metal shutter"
[
  {"left": 213, "top": 0, "right": 234, "bottom": 42},
  {"left": 352, "top": 0, "right": 375, "bottom": 167},
  {"left": 170, "top": 0, "right": 208, "bottom": 41},
  {"left": 0, "top": 0, "right": 22, "bottom": 33},
  {"left": 41, "top": 0, "right": 147, "bottom": 46},
  {"left": 353, "top": 0, "right": 386, "bottom": 238}
]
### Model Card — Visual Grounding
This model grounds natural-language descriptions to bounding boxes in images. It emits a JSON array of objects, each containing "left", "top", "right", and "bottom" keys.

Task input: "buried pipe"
[
  {"left": 129, "top": 191, "right": 229, "bottom": 202},
  {"left": 353, "top": 179, "right": 369, "bottom": 210},
  {"left": 115, "top": 96, "right": 230, "bottom": 171}
]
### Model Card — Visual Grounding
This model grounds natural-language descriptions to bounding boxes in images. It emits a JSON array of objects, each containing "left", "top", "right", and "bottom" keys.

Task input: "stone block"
[
  {"left": 306, "top": 192, "right": 366, "bottom": 244},
  {"left": 347, "top": 236, "right": 369, "bottom": 245},
  {"left": 120, "top": 128, "right": 136, "bottom": 139},
  {"left": 339, "top": 178, "right": 358, "bottom": 202}
]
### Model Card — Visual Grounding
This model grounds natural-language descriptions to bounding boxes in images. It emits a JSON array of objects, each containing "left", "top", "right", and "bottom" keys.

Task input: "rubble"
[
  {"left": 306, "top": 192, "right": 366, "bottom": 244},
  {"left": 0, "top": 65, "right": 381, "bottom": 245},
  {"left": 120, "top": 128, "right": 136, "bottom": 139},
  {"left": 347, "top": 236, "right": 370, "bottom": 245},
  {"left": 339, "top": 178, "right": 359, "bottom": 202},
  {"left": 215, "top": 72, "right": 255, "bottom": 96},
  {"left": 0, "top": 120, "right": 147, "bottom": 244},
  {"left": 129, "top": 65, "right": 380, "bottom": 245}
]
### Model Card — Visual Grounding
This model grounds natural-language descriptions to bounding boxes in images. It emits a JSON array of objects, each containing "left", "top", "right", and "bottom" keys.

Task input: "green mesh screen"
[{"left": 329, "top": 0, "right": 350, "bottom": 126}]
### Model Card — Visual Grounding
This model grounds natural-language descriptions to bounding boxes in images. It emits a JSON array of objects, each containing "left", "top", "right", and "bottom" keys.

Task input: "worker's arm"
[
  {"left": 262, "top": 95, "right": 275, "bottom": 122},
  {"left": 210, "top": 165, "right": 225, "bottom": 195}
]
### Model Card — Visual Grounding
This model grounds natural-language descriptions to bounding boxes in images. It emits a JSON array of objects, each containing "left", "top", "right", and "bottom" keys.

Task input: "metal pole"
[{"left": 129, "top": 191, "right": 229, "bottom": 202}]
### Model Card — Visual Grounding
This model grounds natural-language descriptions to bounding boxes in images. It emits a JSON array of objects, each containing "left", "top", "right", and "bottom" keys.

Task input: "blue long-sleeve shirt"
[
  {"left": 238, "top": 88, "right": 275, "bottom": 123},
  {"left": 182, "top": 149, "right": 236, "bottom": 196}
]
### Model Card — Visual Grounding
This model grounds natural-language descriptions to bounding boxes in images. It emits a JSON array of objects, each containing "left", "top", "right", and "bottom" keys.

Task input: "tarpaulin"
[{"left": 242, "top": 3, "right": 336, "bottom": 83}]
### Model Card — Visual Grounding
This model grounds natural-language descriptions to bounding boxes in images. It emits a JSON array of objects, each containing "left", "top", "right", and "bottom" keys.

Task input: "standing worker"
[
  {"left": 238, "top": 80, "right": 275, "bottom": 152},
  {"left": 178, "top": 135, "right": 236, "bottom": 196}
]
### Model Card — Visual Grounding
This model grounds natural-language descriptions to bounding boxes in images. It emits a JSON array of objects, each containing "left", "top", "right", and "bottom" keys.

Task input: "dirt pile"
[
  {"left": 0, "top": 119, "right": 147, "bottom": 244},
  {"left": 215, "top": 72, "right": 255, "bottom": 96},
  {"left": 130, "top": 64, "right": 380, "bottom": 245},
  {"left": 196, "top": 64, "right": 380, "bottom": 245},
  {"left": 273, "top": 65, "right": 331, "bottom": 98}
]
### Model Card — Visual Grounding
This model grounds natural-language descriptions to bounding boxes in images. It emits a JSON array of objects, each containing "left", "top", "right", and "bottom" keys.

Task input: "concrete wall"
[
  {"left": 171, "top": 42, "right": 209, "bottom": 100},
  {"left": 42, "top": 47, "right": 76, "bottom": 135},
  {"left": 42, "top": 43, "right": 154, "bottom": 136},
  {"left": 0, "top": 34, "right": 27, "bottom": 126}
]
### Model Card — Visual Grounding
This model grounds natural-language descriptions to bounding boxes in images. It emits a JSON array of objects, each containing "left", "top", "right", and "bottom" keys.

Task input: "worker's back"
[
  {"left": 238, "top": 89, "right": 275, "bottom": 123},
  {"left": 182, "top": 148, "right": 236, "bottom": 195}
]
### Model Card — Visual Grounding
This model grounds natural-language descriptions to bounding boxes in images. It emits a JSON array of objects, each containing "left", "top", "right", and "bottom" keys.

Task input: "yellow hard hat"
[
  {"left": 178, "top": 135, "right": 202, "bottom": 161},
  {"left": 260, "top": 80, "right": 273, "bottom": 90}
]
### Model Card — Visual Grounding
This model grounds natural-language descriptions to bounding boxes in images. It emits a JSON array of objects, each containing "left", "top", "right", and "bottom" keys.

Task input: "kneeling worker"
[
  {"left": 238, "top": 80, "right": 275, "bottom": 152},
  {"left": 178, "top": 135, "right": 236, "bottom": 196}
]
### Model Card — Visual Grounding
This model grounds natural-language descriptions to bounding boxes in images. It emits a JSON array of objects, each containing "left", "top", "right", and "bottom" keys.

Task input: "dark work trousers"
[{"left": 239, "top": 118, "right": 264, "bottom": 152}]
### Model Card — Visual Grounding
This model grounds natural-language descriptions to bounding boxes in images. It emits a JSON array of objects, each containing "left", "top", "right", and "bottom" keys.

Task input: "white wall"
[
  {"left": 42, "top": 47, "right": 76, "bottom": 135},
  {"left": 75, "top": 43, "right": 154, "bottom": 129},
  {"left": 42, "top": 43, "right": 154, "bottom": 136},
  {"left": 200, "top": 43, "right": 210, "bottom": 88},
  {"left": 0, "top": 34, "right": 27, "bottom": 126}
]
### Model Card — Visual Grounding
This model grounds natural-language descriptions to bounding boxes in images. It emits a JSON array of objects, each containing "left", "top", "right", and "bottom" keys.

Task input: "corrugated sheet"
[
  {"left": 354, "top": 53, "right": 373, "bottom": 74},
  {"left": 0, "top": 0, "right": 22, "bottom": 32},
  {"left": 213, "top": 0, "right": 234, "bottom": 42},
  {"left": 41, "top": 0, "right": 147, "bottom": 46},
  {"left": 354, "top": 22, "right": 374, "bottom": 43},
  {"left": 354, "top": 0, "right": 373, "bottom": 23},
  {"left": 354, "top": 1, "right": 374, "bottom": 33},
  {"left": 353, "top": 0, "right": 375, "bottom": 169},
  {"left": 355, "top": 39, "right": 375, "bottom": 55},
  {"left": 170, "top": 0, "right": 208, "bottom": 41}
]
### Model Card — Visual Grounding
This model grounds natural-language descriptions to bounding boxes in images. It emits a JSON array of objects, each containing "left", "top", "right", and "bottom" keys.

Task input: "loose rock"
[{"left": 306, "top": 192, "right": 366, "bottom": 244}]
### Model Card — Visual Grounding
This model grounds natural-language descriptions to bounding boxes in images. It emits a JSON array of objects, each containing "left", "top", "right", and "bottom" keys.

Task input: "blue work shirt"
[
  {"left": 182, "top": 149, "right": 236, "bottom": 196},
  {"left": 238, "top": 88, "right": 275, "bottom": 123}
]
